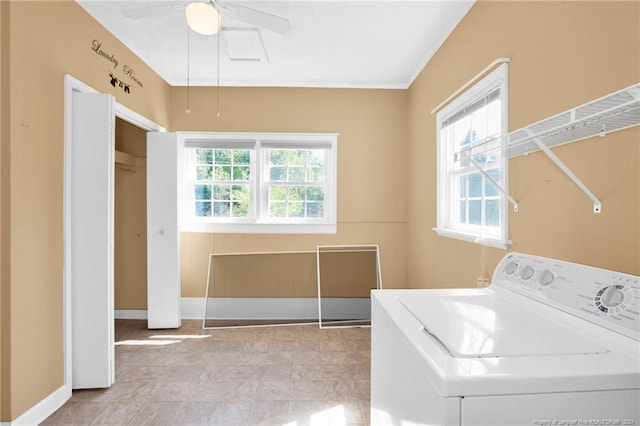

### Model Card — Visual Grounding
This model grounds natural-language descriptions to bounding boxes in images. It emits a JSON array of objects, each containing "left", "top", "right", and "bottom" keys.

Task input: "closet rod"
[{"left": 431, "top": 57, "right": 510, "bottom": 115}]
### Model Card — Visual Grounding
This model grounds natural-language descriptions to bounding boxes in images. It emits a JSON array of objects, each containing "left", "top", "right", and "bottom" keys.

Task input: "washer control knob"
[
  {"left": 600, "top": 286, "right": 625, "bottom": 308},
  {"left": 538, "top": 270, "right": 555, "bottom": 287},
  {"left": 504, "top": 261, "right": 518, "bottom": 275},
  {"left": 519, "top": 265, "right": 535, "bottom": 281}
]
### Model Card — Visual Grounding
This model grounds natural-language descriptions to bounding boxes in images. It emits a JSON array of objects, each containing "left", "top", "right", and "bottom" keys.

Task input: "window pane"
[
  {"left": 307, "top": 187, "right": 324, "bottom": 201},
  {"left": 457, "top": 175, "right": 467, "bottom": 198},
  {"left": 215, "top": 166, "right": 231, "bottom": 180},
  {"left": 270, "top": 202, "right": 287, "bottom": 217},
  {"left": 486, "top": 200, "right": 500, "bottom": 226},
  {"left": 287, "top": 186, "right": 304, "bottom": 201},
  {"left": 231, "top": 201, "right": 249, "bottom": 218},
  {"left": 270, "top": 167, "right": 287, "bottom": 181},
  {"left": 215, "top": 149, "right": 231, "bottom": 164},
  {"left": 288, "top": 202, "right": 304, "bottom": 218},
  {"left": 195, "top": 201, "right": 211, "bottom": 217},
  {"left": 194, "top": 184, "right": 211, "bottom": 200},
  {"left": 270, "top": 151, "right": 287, "bottom": 165},
  {"left": 233, "top": 150, "right": 250, "bottom": 164},
  {"left": 213, "top": 202, "right": 230, "bottom": 217},
  {"left": 213, "top": 185, "right": 230, "bottom": 201},
  {"left": 469, "top": 200, "right": 482, "bottom": 225},
  {"left": 459, "top": 201, "right": 467, "bottom": 224},
  {"left": 485, "top": 169, "right": 500, "bottom": 196},
  {"left": 307, "top": 167, "right": 323, "bottom": 182},
  {"left": 308, "top": 151, "right": 324, "bottom": 167},
  {"left": 196, "top": 149, "right": 213, "bottom": 165},
  {"left": 287, "top": 150, "right": 306, "bottom": 166},
  {"left": 289, "top": 167, "right": 305, "bottom": 181},
  {"left": 307, "top": 202, "right": 324, "bottom": 218},
  {"left": 196, "top": 166, "right": 213, "bottom": 180},
  {"left": 269, "top": 186, "right": 287, "bottom": 201},
  {"left": 468, "top": 173, "right": 482, "bottom": 197},
  {"left": 232, "top": 185, "right": 249, "bottom": 202},
  {"left": 233, "top": 166, "right": 250, "bottom": 181}
]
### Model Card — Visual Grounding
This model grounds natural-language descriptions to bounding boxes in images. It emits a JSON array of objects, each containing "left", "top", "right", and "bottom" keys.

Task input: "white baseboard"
[
  {"left": 6, "top": 384, "right": 69, "bottom": 426},
  {"left": 116, "top": 297, "right": 371, "bottom": 322},
  {"left": 197, "top": 297, "right": 371, "bottom": 320}
]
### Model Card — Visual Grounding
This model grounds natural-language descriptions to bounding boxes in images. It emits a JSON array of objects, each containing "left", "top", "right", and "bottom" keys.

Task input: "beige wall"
[
  {"left": 3, "top": 0, "right": 639, "bottom": 421},
  {"left": 0, "top": 0, "right": 9, "bottom": 418},
  {"left": 407, "top": 0, "right": 640, "bottom": 289},
  {"left": 114, "top": 118, "right": 148, "bottom": 309},
  {"left": 173, "top": 87, "right": 409, "bottom": 298},
  {"left": 2, "top": 1, "right": 170, "bottom": 420}
]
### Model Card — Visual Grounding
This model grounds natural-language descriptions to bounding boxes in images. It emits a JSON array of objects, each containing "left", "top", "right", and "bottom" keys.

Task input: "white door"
[
  {"left": 147, "top": 132, "right": 181, "bottom": 329},
  {"left": 71, "top": 92, "right": 115, "bottom": 389}
]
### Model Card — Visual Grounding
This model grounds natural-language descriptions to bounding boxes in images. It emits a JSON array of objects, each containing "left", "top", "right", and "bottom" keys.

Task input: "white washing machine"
[{"left": 371, "top": 252, "right": 640, "bottom": 426}]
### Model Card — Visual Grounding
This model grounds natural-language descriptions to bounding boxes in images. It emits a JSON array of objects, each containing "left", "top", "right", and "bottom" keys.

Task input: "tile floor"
[{"left": 42, "top": 320, "right": 371, "bottom": 425}]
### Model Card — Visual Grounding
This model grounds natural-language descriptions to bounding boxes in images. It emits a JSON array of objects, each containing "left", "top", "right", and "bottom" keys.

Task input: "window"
[
  {"left": 181, "top": 132, "right": 337, "bottom": 233},
  {"left": 192, "top": 148, "right": 252, "bottom": 219},
  {"left": 263, "top": 148, "right": 327, "bottom": 220},
  {"left": 435, "top": 64, "right": 510, "bottom": 248}
]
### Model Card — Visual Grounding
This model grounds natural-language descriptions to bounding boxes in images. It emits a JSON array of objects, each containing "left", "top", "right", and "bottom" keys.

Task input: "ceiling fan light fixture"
[{"left": 185, "top": 2, "right": 220, "bottom": 35}]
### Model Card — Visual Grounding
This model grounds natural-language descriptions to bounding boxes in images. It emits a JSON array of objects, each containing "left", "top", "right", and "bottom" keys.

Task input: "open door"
[
  {"left": 70, "top": 92, "right": 115, "bottom": 389},
  {"left": 147, "top": 132, "right": 181, "bottom": 328}
]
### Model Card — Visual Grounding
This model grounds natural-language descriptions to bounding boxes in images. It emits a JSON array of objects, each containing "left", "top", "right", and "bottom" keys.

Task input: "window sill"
[
  {"left": 433, "top": 227, "right": 511, "bottom": 250},
  {"left": 182, "top": 222, "right": 337, "bottom": 234}
]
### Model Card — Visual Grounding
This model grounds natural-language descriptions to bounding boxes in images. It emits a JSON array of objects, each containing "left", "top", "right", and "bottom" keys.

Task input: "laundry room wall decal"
[
  {"left": 91, "top": 39, "right": 119, "bottom": 69},
  {"left": 90, "top": 39, "right": 145, "bottom": 94}
]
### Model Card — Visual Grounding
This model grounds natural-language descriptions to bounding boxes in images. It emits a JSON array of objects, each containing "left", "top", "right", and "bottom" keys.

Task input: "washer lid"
[{"left": 397, "top": 294, "right": 610, "bottom": 358}]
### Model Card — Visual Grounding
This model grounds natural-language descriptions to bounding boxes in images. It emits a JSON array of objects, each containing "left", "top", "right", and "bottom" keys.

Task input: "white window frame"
[
  {"left": 435, "top": 64, "right": 510, "bottom": 249},
  {"left": 180, "top": 132, "right": 338, "bottom": 234}
]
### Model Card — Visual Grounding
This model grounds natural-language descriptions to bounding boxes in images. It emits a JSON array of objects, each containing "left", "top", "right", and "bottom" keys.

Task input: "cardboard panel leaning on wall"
[
  {"left": 172, "top": 87, "right": 410, "bottom": 298},
  {"left": 407, "top": 0, "right": 640, "bottom": 289},
  {"left": 6, "top": 1, "right": 170, "bottom": 420}
]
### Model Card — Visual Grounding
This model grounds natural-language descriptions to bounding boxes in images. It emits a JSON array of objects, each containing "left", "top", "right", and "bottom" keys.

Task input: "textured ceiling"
[{"left": 77, "top": 0, "right": 475, "bottom": 88}]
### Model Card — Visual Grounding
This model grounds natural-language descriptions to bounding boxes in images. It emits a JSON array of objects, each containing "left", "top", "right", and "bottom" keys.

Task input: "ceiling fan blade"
[
  {"left": 215, "top": 2, "right": 290, "bottom": 34},
  {"left": 122, "top": 3, "right": 185, "bottom": 20}
]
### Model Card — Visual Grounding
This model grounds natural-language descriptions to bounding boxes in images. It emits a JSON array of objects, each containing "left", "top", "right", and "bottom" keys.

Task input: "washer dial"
[
  {"left": 519, "top": 265, "right": 535, "bottom": 281},
  {"left": 504, "top": 261, "right": 519, "bottom": 275},
  {"left": 594, "top": 285, "right": 630, "bottom": 314},
  {"left": 538, "top": 269, "right": 555, "bottom": 287}
]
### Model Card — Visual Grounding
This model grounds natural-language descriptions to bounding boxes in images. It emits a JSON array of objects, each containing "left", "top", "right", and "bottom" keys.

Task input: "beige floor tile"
[
  {"left": 246, "top": 401, "right": 291, "bottom": 426},
  {"left": 264, "top": 350, "right": 294, "bottom": 365},
  {"left": 41, "top": 401, "right": 110, "bottom": 425},
  {"left": 89, "top": 401, "right": 147, "bottom": 425},
  {"left": 324, "top": 399, "right": 367, "bottom": 424},
  {"left": 288, "top": 400, "right": 326, "bottom": 425},
  {"left": 261, "top": 364, "right": 292, "bottom": 381},
  {"left": 70, "top": 381, "right": 144, "bottom": 403},
  {"left": 289, "top": 380, "right": 324, "bottom": 401},
  {"left": 208, "top": 401, "right": 252, "bottom": 425},
  {"left": 127, "top": 401, "right": 216, "bottom": 425},
  {"left": 255, "top": 380, "right": 292, "bottom": 401},
  {"left": 42, "top": 320, "right": 372, "bottom": 425}
]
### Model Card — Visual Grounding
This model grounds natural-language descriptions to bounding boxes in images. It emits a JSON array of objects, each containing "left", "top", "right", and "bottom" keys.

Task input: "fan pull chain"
[
  {"left": 216, "top": 13, "right": 221, "bottom": 118},
  {"left": 185, "top": 25, "right": 191, "bottom": 114}
]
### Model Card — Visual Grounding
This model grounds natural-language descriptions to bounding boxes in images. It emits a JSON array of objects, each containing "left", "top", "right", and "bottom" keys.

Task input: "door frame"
[{"left": 63, "top": 74, "right": 164, "bottom": 395}]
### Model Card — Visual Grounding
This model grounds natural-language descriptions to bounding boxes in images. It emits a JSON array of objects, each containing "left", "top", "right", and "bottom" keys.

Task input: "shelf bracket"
[
  {"left": 463, "top": 152, "right": 519, "bottom": 212},
  {"left": 525, "top": 129, "right": 602, "bottom": 214}
]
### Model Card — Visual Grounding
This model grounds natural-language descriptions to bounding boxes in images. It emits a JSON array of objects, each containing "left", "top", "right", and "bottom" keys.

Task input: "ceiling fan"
[{"left": 122, "top": 1, "right": 291, "bottom": 35}]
